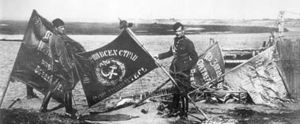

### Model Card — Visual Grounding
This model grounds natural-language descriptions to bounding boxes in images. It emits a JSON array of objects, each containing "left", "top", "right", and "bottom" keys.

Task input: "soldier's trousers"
[
  {"left": 40, "top": 78, "right": 74, "bottom": 114},
  {"left": 171, "top": 70, "right": 191, "bottom": 117},
  {"left": 173, "top": 93, "right": 188, "bottom": 117}
]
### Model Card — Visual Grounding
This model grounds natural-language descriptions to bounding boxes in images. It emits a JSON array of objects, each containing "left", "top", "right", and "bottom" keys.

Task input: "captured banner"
[
  {"left": 190, "top": 42, "right": 225, "bottom": 88},
  {"left": 10, "top": 10, "right": 83, "bottom": 103},
  {"left": 225, "top": 46, "right": 289, "bottom": 107},
  {"left": 77, "top": 28, "right": 158, "bottom": 107}
]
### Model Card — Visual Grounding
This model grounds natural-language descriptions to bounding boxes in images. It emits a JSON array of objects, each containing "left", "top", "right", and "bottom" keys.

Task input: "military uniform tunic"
[
  {"left": 158, "top": 36, "right": 198, "bottom": 90},
  {"left": 49, "top": 34, "right": 83, "bottom": 91},
  {"left": 158, "top": 36, "right": 198, "bottom": 73}
]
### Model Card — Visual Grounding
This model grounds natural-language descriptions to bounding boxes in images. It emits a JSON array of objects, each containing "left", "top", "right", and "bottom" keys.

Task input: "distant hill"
[{"left": 0, "top": 19, "right": 289, "bottom": 35}]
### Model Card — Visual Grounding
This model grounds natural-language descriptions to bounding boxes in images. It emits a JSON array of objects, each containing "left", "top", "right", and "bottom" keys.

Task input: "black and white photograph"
[{"left": 1, "top": 0, "right": 300, "bottom": 123}]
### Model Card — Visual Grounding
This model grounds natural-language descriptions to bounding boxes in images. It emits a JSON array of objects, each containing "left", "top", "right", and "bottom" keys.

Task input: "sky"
[{"left": 1, "top": 0, "right": 300, "bottom": 22}]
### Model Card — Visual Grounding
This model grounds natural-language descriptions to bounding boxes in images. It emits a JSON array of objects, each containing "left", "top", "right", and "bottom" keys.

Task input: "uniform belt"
[
  {"left": 175, "top": 52, "right": 188, "bottom": 57},
  {"left": 174, "top": 52, "right": 188, "bottom": 56},
  {"left": 174, "top": 53, "right": 190, "bottom": 61}
]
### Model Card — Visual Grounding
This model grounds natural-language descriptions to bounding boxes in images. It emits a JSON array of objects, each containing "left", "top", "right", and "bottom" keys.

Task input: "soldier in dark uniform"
[
  {"left": 40, "top": 18, "right": 85, "bottom": 118},
  {"left": 156, "top": 22, "right": 198, "bottom": 119}
]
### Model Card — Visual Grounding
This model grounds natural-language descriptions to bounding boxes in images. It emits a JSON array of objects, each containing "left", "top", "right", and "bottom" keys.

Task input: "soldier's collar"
[{"left": 175, "top": 35, "right": 185, "bottom": 39}]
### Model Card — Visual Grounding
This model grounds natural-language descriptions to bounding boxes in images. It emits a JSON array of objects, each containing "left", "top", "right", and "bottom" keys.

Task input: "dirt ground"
[{"left": 1, "top": 81, "right": 300, "bottom": 124}]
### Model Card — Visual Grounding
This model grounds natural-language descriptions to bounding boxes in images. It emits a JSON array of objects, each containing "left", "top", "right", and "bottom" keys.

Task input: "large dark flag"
[
  {"left": 10, "top": 10, "right": 83, "bottom": 103},
  {"left": 77, "top": 28, "right": 158, "bottom": 107},
  {"left": 225, "top": 46, "right": 289, "bottom": 107},
  {"left": 190, "top": 42, "right": 225, "bottom": 88}
]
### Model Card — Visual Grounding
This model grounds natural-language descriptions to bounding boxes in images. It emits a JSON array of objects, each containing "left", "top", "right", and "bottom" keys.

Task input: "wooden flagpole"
[
  {"left": 0, "top": 43, "right": 22, "bottom": 108},
  {"left": 134, "top": 79, "right": 171, "bottom": 107},
  {"left": 187, "top": 68, "right": 233, "bottom": 96},
  {"left": 0, "top": 78, "right": 12, "bottom": 108}
]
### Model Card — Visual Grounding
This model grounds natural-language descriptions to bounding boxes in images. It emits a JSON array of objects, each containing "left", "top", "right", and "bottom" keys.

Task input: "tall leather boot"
[
  {"left": 179, "top": 95, "right": 188, "bottom": 120},
  {"left": 168, "top": 93, "right": 180, "bottom": 117},
  {"left": 173, "top": 93, "right": 180, "bottom": 111},
  {"left": 184, "top": 95, "right": 189, "bottom": 118},
  {"left": 40, "top": 90, "right": 53, "bottom": 112},
  {"left": 180, "top": 95, "right": 185, "bottom": 116},
  {"left": 64, "top": 91, "right": 76, "bottom": 117}
]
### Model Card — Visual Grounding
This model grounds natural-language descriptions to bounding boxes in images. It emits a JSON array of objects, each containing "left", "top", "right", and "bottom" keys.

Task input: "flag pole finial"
[{"left": 119, "top": 19, "right": 133, "bottom": 29}]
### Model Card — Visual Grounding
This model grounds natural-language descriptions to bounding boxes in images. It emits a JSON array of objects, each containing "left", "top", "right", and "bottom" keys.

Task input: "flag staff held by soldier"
[
  {"left": 39, "top": 18, "right": 83, "bottom": 118},
  {"left": 154, "top": 22, "right": 198, "bottom": 120}
]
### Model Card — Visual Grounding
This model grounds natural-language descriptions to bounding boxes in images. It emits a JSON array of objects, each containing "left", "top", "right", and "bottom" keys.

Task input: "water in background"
[{"left": 0, "top": 33, "right": 270, "bottom": 54}]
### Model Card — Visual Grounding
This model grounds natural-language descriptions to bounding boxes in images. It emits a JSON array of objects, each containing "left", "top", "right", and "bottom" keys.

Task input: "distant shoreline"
[
  {"left": 0, "top": 20, "right": 285, "bottom": 35},
  {"left": 0, "top": 39, "right": 22, "bottom": 42}
]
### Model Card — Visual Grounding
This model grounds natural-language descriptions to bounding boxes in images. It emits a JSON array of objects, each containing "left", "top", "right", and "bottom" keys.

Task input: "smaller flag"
[{"left": 190, "top": 42, "right": 225, "bottom": 89}]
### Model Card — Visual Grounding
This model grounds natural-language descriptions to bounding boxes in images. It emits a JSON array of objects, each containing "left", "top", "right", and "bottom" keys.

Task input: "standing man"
[
  {"left": 39, "top": 18, "right": 85, "bottom": 118},
  {"left": 155, "top": 22, "right": 198, "bottom": 119}
]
